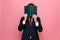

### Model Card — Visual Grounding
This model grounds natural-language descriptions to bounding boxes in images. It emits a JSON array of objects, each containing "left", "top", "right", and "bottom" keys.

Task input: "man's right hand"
[{"left": 24, "top": 14, "right": 27, "bottom": 22}]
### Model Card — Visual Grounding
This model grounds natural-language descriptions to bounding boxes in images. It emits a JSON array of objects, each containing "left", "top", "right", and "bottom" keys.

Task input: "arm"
[
  {"left": 35, "top": 17, "right": 43, "bottom": 32},
  {"left": 18, "top": 17, "right": 26, "bottom": 31}
]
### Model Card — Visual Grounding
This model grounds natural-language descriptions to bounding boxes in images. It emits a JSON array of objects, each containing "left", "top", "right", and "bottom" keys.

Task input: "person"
[{"left": 18, "top": 14, "right": 43, "bottom": 40}]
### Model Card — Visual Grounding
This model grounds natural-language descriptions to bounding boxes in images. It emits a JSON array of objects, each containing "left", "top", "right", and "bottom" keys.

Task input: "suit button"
[{"left": 30, "top": 36, "right": 32, "bottom": 39}]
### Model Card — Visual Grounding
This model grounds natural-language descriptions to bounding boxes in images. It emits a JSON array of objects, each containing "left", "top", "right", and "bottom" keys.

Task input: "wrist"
[
  {"left": 34, "top": 19, "right": 37, "bottom": 23},
  {"left": 24, "top": 19, "right": 26, "bottom": 22}
]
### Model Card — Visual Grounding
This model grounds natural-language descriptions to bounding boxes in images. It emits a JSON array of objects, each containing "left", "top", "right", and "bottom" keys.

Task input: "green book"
[{"left": 24, "top": 6, "right": 37, "bottom": 16}]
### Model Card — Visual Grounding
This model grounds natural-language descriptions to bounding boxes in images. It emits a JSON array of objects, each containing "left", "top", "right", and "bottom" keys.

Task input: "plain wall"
[{"left": 0, "top": 0, "right": 60, "bottom": 40}]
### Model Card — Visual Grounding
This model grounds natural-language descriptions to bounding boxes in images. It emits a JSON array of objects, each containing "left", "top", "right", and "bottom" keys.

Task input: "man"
[{"left": 18, "top": 3, "right": 43, "bottom": 40}]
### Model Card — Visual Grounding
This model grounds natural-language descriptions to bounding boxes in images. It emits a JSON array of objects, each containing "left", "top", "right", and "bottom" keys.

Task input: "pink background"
[{"left": 0, "top": 0, "right": 60, "bottom": 40}]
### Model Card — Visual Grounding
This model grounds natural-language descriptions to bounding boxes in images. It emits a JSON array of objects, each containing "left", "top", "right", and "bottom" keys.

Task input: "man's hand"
[
  {"left": 32, "top": 14, "right": 39, "bottom": 27},
  {"left": 22, "top": 14, "right": 27, "bottom": 25},
  {"left": 32, "top": 14, "right": 37, "bottom": 23},
  {"left": 24, "top": 14, "right": 27, "bottom": 22}
]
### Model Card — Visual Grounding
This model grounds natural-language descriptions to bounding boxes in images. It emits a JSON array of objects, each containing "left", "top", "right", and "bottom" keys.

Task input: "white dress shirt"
[{"left": 22, "top": 20, "right": 39, "bottom": 27}]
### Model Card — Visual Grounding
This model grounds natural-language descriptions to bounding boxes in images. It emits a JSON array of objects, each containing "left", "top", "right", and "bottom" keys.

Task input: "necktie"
[{"left": 30, "top": 20, "right": 32, "bottom": 25}]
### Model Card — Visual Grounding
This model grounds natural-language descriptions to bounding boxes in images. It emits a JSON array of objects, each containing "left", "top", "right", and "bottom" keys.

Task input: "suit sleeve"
[
  {"left": 18, "top": 17, "right": 25, "bottom": 31},
  {"left": 36, "top": 17, "right": 43, "bottom": 32}
]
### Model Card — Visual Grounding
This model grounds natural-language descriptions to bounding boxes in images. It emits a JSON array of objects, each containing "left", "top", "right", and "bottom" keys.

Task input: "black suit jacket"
[{"left": 18, "top": 17, "right": 43, "bottom": 40}]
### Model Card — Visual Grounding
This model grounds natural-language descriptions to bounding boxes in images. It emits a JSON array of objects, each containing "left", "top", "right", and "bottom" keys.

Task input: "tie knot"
[{"left": 30, "top": 20, "right": 32, "bottom": 25}]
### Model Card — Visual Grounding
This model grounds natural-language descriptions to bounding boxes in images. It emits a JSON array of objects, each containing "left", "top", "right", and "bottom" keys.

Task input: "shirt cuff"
[
  {"left": 35, "top": 22, "right": 39, "bottom": 27},
  {"left": 22, "top": 20, "right": 26, "bottom": 25}
]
